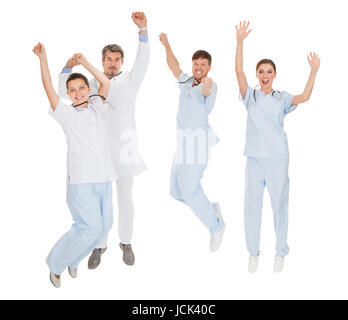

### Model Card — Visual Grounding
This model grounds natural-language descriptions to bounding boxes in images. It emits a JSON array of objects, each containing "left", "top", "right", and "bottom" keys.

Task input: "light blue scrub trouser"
[
  {"left": 46, "top": 182, "right": 113, "bottom": 275},
  {"left": 244, "top": 157, "right": 290, "bottom": 257},
  {"left": 170, "top": 163, "right": 222, "bottom": 234}
]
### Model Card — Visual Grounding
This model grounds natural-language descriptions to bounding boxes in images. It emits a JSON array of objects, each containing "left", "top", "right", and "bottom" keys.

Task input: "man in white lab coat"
[{"left": 58, "top": 12, "right": 149, "bottom": 267}]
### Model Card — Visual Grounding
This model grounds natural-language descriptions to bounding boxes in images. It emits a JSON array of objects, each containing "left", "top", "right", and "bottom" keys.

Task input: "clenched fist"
[
  {"left": 159, "top": 33, "right": 169, "bottom": 47},
  {"left": 32, "top": 42, "right": 46, "bottom": 59},
  {"left": 132, "top": 12, "right": 147, "bottom": 28},
  {"left": 65, "top": 56, "right": 81, "bottom": 69},
  {"left": 72, "top": 53, "right": 88, "bottom": 66},
  {"left": 201, "top": 77, "right": 213, "bottom": 88}
]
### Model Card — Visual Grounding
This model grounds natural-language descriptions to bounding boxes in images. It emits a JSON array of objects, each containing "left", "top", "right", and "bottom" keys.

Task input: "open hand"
[
  {"left": 307, "top": 52, "right": 320, "bottom": 73},
  {"left": 235, "top": 21, "right": 252, "bottom": 42}
]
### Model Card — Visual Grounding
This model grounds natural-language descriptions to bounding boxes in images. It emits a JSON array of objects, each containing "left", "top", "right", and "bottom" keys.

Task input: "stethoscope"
[
  {"left": 72, "top": 94, "right": 107, "bottom": 108},
  {"left": 253, "top": 85, "right": 280, "bottom": 102},
  {"left": 72, "top": 71, "right": 123, "bottom": 108},
  {"left": 178, "top": 76, "right": 202, "bottom": 99},
  {"left": 178, "top": 76, "right": 201, "bottom": 86},
  {"left": 109, "top": 71, "right": 122, "bottom": 80}
]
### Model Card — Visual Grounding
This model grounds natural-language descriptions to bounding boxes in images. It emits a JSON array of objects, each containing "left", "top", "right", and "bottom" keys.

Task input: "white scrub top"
[
  {"left": 49, "top": 97, "right": 117, "bottom": 185},
  {"left": 240, "top": 86, "right": 297, "bottom": 159}
]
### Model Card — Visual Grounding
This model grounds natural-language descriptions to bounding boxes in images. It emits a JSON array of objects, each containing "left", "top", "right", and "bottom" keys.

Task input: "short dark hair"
[
  {"left": 192, "top": 50, "right": 212, "bottom": 65},
  {"left": 256, "top": 59, "right": 277, "bottom": 72},
  {"left": 66, "top": 73, "right": 89, "bottom": 89},
  {"left": 102, "top": 44, "right": 124, "bottom": 60}
]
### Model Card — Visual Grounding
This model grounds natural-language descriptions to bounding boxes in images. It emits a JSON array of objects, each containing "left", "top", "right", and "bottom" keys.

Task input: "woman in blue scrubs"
[{"left": 235, "top": 21, "right": 320, "bottom": 273}]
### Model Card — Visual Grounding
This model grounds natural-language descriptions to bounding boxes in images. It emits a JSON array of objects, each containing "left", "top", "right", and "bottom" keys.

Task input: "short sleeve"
[
  {"left": 178, "top": 72, "right": 191, "bottom": 89},
  {"left": 90, "top": 95, "right": 116, "bottom": 121},
  {"left": 48, "top": 99, "right": 74, "bottom": 127},
  {"left": 281, "top": 91, "right": 297, "bottom": 115},
  {"left": 239, "top": 86, "right": 254, "bottom": 110},
  {"left": 204, "top": 82, "right": 217, "bottom": 114}
]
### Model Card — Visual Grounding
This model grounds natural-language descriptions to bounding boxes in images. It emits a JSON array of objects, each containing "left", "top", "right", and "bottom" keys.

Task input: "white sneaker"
[
  {"left": 49, "top": 272, "right": 61, "bottom": 288},
  {"left": 68, "top": 267, "right": 78, "bottom": 278},
  {"left": 273, "top": 256, "right": 285, "bottom": 273},
  {"left": 248, "top": 255, "right": 259, "bottom": 273},
  {"left": 209, "top": 203, "right": 225, "bottom": 252}
]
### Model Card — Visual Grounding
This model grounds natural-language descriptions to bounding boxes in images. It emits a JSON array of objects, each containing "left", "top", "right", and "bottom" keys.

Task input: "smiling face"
[
  {"left": 256, "top": 63, "right": 276, "bottom": 93},
  {"left": 192, "top": 58, "right": 211, "bottom": 81},
  {"left": 102, "top": 51, "right": 123, "bottom": 79},
  {"left": 67, "top": 78, "right": 91, "bottom": 107}
]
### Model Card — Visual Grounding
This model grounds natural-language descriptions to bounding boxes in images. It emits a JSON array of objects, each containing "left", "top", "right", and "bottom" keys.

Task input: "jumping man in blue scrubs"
[
  {"left": 235, "top": 21, "right": 320, "bottom": 273},
  {"left": 159, "top": 33, "right": 225, "bottom": 252}
]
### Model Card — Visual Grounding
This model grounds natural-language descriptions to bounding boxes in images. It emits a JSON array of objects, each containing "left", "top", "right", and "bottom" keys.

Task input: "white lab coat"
[{"left": 58, "top": 40, "right": 150, "bottom": 177}]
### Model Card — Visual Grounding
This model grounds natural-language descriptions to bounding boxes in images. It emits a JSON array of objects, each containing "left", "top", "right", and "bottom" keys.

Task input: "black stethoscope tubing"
[{"left": 72, "top": 94, "right": 106, "bottom": 108}]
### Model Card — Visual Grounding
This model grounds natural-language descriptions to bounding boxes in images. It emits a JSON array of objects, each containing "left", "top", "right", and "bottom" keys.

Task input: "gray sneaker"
[
  {"left": 119, "top": 243, "right": 135, "bottom": 266},
  {"left": 88, "top": 248, "right": 107, "bottom": 270}
]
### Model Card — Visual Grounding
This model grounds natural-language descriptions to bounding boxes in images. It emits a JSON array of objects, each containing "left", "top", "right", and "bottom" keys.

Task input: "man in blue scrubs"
[{"left": 159, "top": 33, "right": 225, "bottom": 252}]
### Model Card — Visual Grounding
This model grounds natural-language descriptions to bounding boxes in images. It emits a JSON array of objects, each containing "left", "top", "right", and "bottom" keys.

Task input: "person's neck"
[
  {"left": 260, "top": 87, "right": 273, "bottom": 95},
  {"left": 73, "top": 100, "right": 88, "bottom": 108},
  {"left": 192, "top": 78, "right": 201, "bottom": 87},
  {"left": 105, "top": 71, "right": 122, "bottom": 80}
]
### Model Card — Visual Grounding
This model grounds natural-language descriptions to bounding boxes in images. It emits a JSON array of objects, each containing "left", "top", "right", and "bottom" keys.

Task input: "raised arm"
[
  {"left": 291, "top": 52, "right": 320, "bottom": 106},
  {"left": 33, "top": 43, "right": 59, "bottom": 110},
  {"left": 129, "top": 12, "right": 150, "bottom": 90},
  {"left": 235, "top": 21, "right": 252, "bottom": 99},
  {"left": 73, "top": 53, "right": 110, "bottom": 99},
  {"left": 159, "top": 33, "right": 182, "bottom": 79},
  {"left": 58, "top": 56, "right": 81, "bottom": 99}
]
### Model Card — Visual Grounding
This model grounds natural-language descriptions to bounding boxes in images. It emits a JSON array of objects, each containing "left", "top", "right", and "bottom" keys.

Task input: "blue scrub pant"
[
  {"left": 46, "top": 182, "right": 113, "bottom": 275},
  {"left": 170, "top": 162, "right": 222, "bottom": 234},
  {"left": 244, "top": 157, "right": 290, "bottom": 257}
]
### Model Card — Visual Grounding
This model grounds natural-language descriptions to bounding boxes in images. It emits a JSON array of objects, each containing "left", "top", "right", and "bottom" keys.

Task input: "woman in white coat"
[
  {"left": 33, "top": 43, "right": 116, "bottom": 287},
  {"left": 235, "top": 21, "right": 320, "bottom": 273}
]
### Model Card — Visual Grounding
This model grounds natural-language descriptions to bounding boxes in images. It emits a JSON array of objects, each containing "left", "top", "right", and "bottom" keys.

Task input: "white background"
[{"left": 0, "top": 0, "right": 347, "bottom": 300}]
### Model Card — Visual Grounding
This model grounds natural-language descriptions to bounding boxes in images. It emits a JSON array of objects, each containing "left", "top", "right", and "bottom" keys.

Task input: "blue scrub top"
[
  {"left": 177, "top": 72, "right": 218, "bottom": 133},
  {"left": 240, "top": 86, "right": 297, "bottom": 159},
  {"left": 174, "top": 73, "right": 219, "bottom": 165}
]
